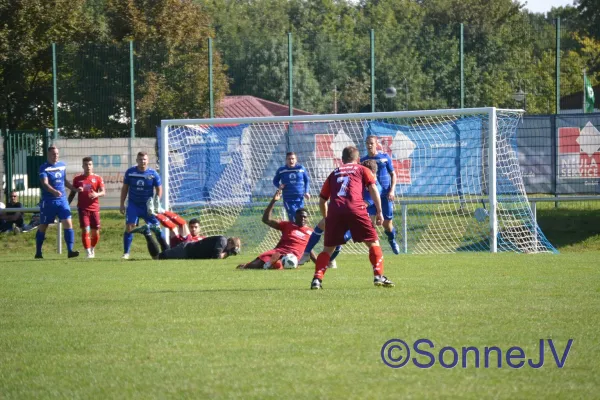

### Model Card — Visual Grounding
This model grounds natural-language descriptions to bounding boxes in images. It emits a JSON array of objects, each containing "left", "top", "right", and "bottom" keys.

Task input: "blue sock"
[
  {"left": 385, "top": 228, "right": 396, "bottom": 240},
  {"left": 330, "top": 245, "right": 342, "bottom": 262},
  {"left": 304, "top": 226, "right": 323, "bottom": 253},
  {"left": 124, "top": 232, "right": 134, "bottom": 254},
  {"left": 64, "top": 228, "right": 75, "bottom": 252},
  {"left": 343, "top": 230, "right": 352, "bottom": 243},
  {"left": 35, "top": 230, "right": 46, "bottom": 255}
]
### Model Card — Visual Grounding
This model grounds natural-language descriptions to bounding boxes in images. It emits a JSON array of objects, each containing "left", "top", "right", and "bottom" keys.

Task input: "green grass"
[{"left": 0, "top": 210, "right": 599, "bottom": 399}]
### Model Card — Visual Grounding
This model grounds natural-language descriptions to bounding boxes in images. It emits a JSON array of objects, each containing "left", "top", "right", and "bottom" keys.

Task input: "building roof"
[{"left": 218, "top": 96, "right": 312, "bottom": 118}]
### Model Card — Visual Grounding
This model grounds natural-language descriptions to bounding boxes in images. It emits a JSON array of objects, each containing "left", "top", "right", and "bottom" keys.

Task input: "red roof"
[{"left": 218, "top": 96, "right": 312, "bottom": 118}]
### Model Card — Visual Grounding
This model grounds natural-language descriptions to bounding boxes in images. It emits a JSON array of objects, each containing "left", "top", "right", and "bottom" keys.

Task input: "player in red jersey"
[
  {"left": 68, "top": 157, "right": 105, "bottom": 258},
  {"left": 237, "top": 187, "right": 316, "bottom": 270},
  {"left": 310, "top": 146, "right": 395, "bottom": 289}
]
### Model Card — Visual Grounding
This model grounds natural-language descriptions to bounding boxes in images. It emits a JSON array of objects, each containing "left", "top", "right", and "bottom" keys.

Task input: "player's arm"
[
  {"left": 262, "top": 188, "right": 283, "bottom": 229},
  {"left": 92, "top": 179, "right": 106, "bottom": 199},
  {"left": 387, "top": 155, "right": 396, "bottom": 201},
  {"left": 65, "top": 178, "right": 79, "bottom": 192},
  {"left": 68, "top": 190, "right": 77, "bottom": 205},
  {"left": 272, "top": 168, "right": 281, "bottom": 188},
  {"left": 368, "top": 183, "right": 384, "bottom": 226},
  {"left": 318, "top": 178, "right": 331, "bottom": 219},
  {"left": 40, "top": 177, "right": 61, "bottom": 197},
  {"left": 120, "top": 183, "right": 129, "bottom": 214},
  {"left": 303, "top": 169, "right": 310, "bottom": 200}
]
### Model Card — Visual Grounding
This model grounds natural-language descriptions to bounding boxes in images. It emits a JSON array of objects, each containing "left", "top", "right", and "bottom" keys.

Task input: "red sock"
[
  {"left": 163, "top": 211, "right": 187, "bottom": 226},
  {"left": 81, "top": 231, "right": 91, "bottom": 249},
  {"left": 369, "top": 246, "right": 384, "bottom": 276},
  {"left": 91, "top": 229, "right": 100, "bottom": 247},
  {"left": 314, "top": 252, "right": 331, "bottom": 280},
  {"left": 156, "top": 214, "right": 177, "bottom": 230}
]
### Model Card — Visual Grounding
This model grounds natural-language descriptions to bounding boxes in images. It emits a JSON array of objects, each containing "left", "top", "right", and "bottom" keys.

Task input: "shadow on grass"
[{"left": 537, "top": 208, "right": 600, "bottom": 249}]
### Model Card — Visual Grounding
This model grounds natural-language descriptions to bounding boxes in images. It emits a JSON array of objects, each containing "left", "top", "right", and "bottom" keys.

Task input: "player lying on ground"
[
  {"left": 133, "top": 209, "right": 205, "bottom": 246},
  {"left": 297, "top": 159, "right": 380, "bottom": 267},
  {"left": 237, "top": 187, "right": 317, "bottom": 270},
  {"left": 143, "top": 232, "right": 241, "bottom": 260},
  {"left": 310, "top": 146, "right": 395, "bottom": 289}
]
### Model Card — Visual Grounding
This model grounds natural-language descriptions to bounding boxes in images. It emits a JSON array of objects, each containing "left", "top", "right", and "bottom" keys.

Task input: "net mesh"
[{"left": 160, "top": 110, "right": 556, "bottom": 254}]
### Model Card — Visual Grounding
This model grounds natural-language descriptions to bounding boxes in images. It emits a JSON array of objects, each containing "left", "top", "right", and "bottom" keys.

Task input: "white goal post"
[{"left": 159, "top": 108, "right": 556, "bottom": 254}]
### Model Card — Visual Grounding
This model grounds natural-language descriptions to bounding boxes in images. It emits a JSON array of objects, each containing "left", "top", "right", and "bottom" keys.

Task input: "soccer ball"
[
  {"left": 281, "top": 254, "right": 298, "bottom": 269},
  {"left": 384, "top": 86, "right": 397, "bottom": 98}
]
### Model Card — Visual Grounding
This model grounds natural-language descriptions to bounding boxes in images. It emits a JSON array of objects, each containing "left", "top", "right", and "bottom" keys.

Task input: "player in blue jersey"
[
  {"left": 35, "top": 146, "right": 81, "bottom": 259},
  {"left": 119, "top": 151, "right": 164, "bottom": 259},
  {"left": 272, "top": 152, "right": 310, "bottom": 221},
  {"left": 361, "top": 135, "right": 400, "bottom": 254}
]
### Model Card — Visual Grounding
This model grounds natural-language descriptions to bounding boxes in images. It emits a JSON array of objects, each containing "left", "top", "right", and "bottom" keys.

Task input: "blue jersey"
[
  {"left": 39, "top": 161, "right": 68, "bottom": 201},
  {"left": 360, "top": 153, "right": 394, "bottom": 192},
  {"left": 363, "top": 181, "right": 383, "bottom": 206},
  {"left": 124, "top": 166, "right": 161, "bottom": 205},
  {"left": 273, "top": 164, "right": 310, "bottom": 201}
]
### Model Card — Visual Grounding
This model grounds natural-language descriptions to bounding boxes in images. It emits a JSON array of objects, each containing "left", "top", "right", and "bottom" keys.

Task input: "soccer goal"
[{"left": 159, "top": 108, "right": 556, "bottom": 254}]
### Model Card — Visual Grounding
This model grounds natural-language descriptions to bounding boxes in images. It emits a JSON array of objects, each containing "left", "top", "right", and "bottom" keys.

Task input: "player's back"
[
  {"left": 39, "top": 161, "right": 67, "bottom": 201},
  {"left": 323, "top": 164, "right": 375, "bottom": 213}
]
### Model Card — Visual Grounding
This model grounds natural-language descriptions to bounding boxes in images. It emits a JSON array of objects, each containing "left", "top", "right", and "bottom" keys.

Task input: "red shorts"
[
  {"left": 78, "top": 209, "right": 101, "bottom": 229},
  {"left": 324, "top": 207, "right": 378, "bottom": 247},
  {"left": 258, "top": 249, "right": 283, "bottom": 263}
]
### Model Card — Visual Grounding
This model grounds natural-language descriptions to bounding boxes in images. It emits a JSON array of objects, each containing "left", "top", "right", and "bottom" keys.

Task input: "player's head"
[
  {"left": 82, "top": 157, "right": 94, "bottom": 175},
  {"left": 136, "top": 151, "right": 149, "bottom": 171},
  {"left": 285, "top": 152, "right": 297, "bottom": 168},
  {"left": 294, "top": 208, "right": 309, "bottom": 227},
  {"left": 341, "top": 146, "right": 359, "bottom": 164},
  {"left": 226, "top": 237, "right": 242, "bottom": 256},
  {"left": 188, "top": 218, "right": 201, "bottom": 237},
  {"left": 366, "top": 135, "right": 378, "bottom": 156},
  {"left": 361, "top": 159, "right": 377, "bottom": 174},
  {"left": 47, "top": 146, "right": 59, "bottom": 164}
]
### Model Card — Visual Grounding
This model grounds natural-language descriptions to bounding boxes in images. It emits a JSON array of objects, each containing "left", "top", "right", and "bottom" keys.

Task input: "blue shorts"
[
  {"left": 126, "top": 202, "right": 159, "bottom": 226},
  {"left": 283, "top": 199, "right": 304, "bottom": 222},
  {"left": 40, "top": 199, "right": 71, "bottom": 225},
  {"left": 367, "top": 193, "right": 394, "bottom": 221}
]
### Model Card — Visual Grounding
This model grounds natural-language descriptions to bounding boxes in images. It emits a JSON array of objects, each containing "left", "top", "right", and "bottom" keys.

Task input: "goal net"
[{"left": 159, "top": 109, "right": 556, "bottom": 254}]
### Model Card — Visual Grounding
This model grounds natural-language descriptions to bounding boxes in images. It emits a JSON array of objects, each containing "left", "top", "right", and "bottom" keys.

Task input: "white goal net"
[{"left": 159, "top": 109, "right": 556, "bottom": 254}]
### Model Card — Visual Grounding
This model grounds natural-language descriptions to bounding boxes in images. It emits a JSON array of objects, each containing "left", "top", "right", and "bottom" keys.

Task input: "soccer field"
[{"left": 0, "top": 249, "right": 598, "bottom": 399}]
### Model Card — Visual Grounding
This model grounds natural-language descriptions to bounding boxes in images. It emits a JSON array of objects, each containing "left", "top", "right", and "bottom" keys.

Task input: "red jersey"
[
  {"left": 320, "top": 164, "right": 376, "bottom": 213},
  {"left": 170, "top": 234, "right": 205, "bottom": 247},
  {"left": 273, "top": 221, "right": 313, "bottom": 259},
  {"left": 72, "top": 173, "right": 105, "bottom": 212}
]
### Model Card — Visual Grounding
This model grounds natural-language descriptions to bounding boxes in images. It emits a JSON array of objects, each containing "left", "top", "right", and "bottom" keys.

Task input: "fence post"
[
  {"left": 402, "top": 203, "right": 408, "bottom": 253},
  {"left": 555, "top": 18, "right": 561, "bottom": 114},
  {"left": 52, "top": 43, "right": 58, "bottom": 140},
  {"left": 370, "top": 29, "right": 375, "bottom": 113},
  {"left": 460, "top": 23, "right": 464, "bottom": 109},
  {"left": 208, "top": 37, "right": 214, "bottom": 118},
  {"left": 129, "top": 40, "right": 135, "bottom": 167}
]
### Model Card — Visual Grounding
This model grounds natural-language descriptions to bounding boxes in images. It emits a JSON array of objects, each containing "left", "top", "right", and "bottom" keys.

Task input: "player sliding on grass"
[
  {"left": 310, "top": 146, "right": 395, "bottom": 289},
  {"left": 237, "top": 187, "right": 316, "bottom": 270}
]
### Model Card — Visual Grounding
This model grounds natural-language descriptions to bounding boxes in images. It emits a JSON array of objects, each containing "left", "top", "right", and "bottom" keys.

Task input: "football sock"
[
  {"left": 385, "top": 228, "right": 396, "bottom": 240},
  {"left": 304, "top": 226, "right": 323, "bottom": 253},
  {"left": 82, "top": 228, "right": 91, "bottom": 249},
  {"left": 343, "top": 230, "right": 352, "bottom": 243},
  {"left": 155, "top": 214, "right": 177, "bottom": 230},
  {"left": 313, "top": 252, "right": 331, "bottom": 280},
  {"left": 123, "top": 231, "right": 134, "bottom": 254},
  {"left": 330, "top": 245, "right": 342, "bottom": 262},
  {"left": 144, "top": 232, "right": 161, "bottom": 258},
  {"left": 91, "top": 229, "right": 99, "bottom": 247},
  {"left": 64, "top": 228, "right": 75, "bottom": 252},
  {"left": 153, "top": 230, "right": 169, "bottom": 252},
  {"left": 369, "top": 245, "right": 384, "bottom": 276},
  {"left": 35, "top": 230, "right": 46, "bottom": 255},
  {"left": 163, "top": 211, "right": 186, "bottom": 226}
]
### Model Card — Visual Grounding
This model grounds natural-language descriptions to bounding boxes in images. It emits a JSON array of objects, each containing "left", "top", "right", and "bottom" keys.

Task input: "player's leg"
[
  {"left": 89, "top": 211, "right": 100, "bottom": 257},
  {"left": 381, "top": 195, "right": 400, "bottom": 254},
  {"left": 142, "top": 229, "right": 161, "bottom": 259},
  {"left": 312, "top": 214, "right": 347, "bottom": 289},
  {"left": 35, "top": 201, "right": 53, "bottom": 258},
  {"left": 157, "top": 242, "right": 188, "bottom": 260},
  {"left": 163, "top": 210, "right": 187, "bottom": 226},
  {"left": 79, "top": 209, "right": 92, "bottom": 257},
  {"left": 298, "top": 218, "right": 326, "bottom": 265},
  {"left": 58, "top": 201, "right": 79, "bottom": 258},
  {"left": 237, "top": 249, "right": 275, "bottom": 269},
  {"left": 123, "top": 203, "right": 140, "bottom": 259},
  {"left": 349, "top": 210, "right": 394, "bottom": 287},
  {"left": 144, "top": 213, "right": 169, "bottom": 252}
]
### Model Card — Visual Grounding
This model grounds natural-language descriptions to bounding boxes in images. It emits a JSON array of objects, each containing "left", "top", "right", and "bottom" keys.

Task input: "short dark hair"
[
  {"left": 366, "top": 135, "right": 378, "bottom": 143},
  {"left": 48, "top": 145, "right": 58, "bottom": 152},
  {"left": 188, "top": 218, "right": 200, "bottom": 226},
  {"left": 137, "top": 151, "right": 148, "bottom": 158},
  {"left": 286, "top": 152, "right": 296, "bottom": 157},
  {"left": 342, "top": 146, "right": 359, "bottom": 163},
  {"left": 82, "top": 156, "right": 93, "bottom": 163},
  {"left": 296, "top": 208, "right": 309, "bottom": 216},
  {"left": 361, "top": 159, "right": 377, "bottom": 174}
]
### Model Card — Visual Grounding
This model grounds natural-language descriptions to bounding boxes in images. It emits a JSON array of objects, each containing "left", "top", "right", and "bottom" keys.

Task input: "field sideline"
[{"left": 0, "top": 246, "right": 599, "bottom": 398}]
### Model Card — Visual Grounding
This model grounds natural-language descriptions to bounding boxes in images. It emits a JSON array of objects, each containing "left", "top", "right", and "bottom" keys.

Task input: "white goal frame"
[{"left": 161, "top": 107, "right": 506, "bottom": 252}]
